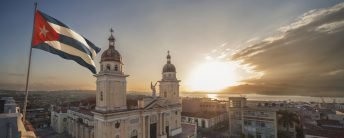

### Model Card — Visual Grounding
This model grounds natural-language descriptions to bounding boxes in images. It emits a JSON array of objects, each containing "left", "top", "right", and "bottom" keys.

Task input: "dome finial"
[
  {"left": 108, "top": 28, "right": 115, "bottom": 48},
  {"left": 167, "top": 50, "right": 171, "bottom": 64}
]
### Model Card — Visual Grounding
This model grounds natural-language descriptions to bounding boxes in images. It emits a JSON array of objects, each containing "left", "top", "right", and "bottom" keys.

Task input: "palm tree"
[{"left": 277, "top": 110, "right": 301, "bottom": 138}]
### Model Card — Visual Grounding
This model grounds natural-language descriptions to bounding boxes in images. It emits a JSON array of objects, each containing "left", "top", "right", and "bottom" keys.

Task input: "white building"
[
  {"left": 181, "top": 112, "right": 227, "bottom": 128},
  {"left": 51, "top": 30, "right": 183, "bottom": 138},
  {"left": 50, "top": 107, "right": 68, "bottom": 134},
  {"left": 0, "top": 97, "right": 36, "bottom": 138},
  {"left": 227, "top": 97, "right": 278, "bottom": 138}
]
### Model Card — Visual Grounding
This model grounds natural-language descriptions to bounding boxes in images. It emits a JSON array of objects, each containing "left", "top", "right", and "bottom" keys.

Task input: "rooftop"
[
  {"left": 172, "top": 123, "right": 196, "bottom": 138},
  {"left": 182, "top": 111, "right": 226, "bottom": 119}
]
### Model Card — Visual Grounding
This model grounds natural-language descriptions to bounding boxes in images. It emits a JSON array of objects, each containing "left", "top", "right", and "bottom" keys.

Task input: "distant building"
[
  {"left": 181, "top": 97, "right": 228, "bottom": 129},
  {"left": 227, "top": 97, "right": 246, "bottom": 138},
  {"left": 26, "top": 108, "right": 50, "bottom": 128},
  {"left": 0, "top": 97, "right": 36, "bottom": 138},
  {"left": 243, "top": 108, "right": 278, "bottom": 138},
  {"left": 334, "top": 103, "right": 344, "bottom": 110},
  {"left": 50, "top": 106, "right": 68, "bottom": 134},
  {"left": 327, "top": 111, "right": 344, "bottom": 124},
  {"left": 182, "top": 97, "right": 227, "bottom": 113},
  {"left": 181, "top": 111, "right": 227, "bottom": 128}
]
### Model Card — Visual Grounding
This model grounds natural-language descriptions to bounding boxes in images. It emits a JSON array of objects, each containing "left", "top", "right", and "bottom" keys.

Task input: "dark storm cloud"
[{"left": 231, "top": 3, "right": 344, "bottom": 96}]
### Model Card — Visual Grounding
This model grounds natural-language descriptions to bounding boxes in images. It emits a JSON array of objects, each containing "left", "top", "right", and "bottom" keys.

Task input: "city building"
[
  {"left": 242, "top": 108, "right": 278, "bottom": 138},
  {"left": 50, "top": 106, "right": 68, "bottom": 134},
  {"left": 181, "top": 97, "right": 228, "bottom": 130},
  {"left": 26, "top": 108, "right": 50, "bottom": 128},
  {"left": 181, "top": 112, "right": 227, "bottom": 128},
  {"left": 182, "top": 97, "right": 227, "bottom": 113},
  {"left": 227, "top": 97, "right": 278, "bottom": 138},
  {"left": 0, "top": 97, "right": 36, "bottom": 138},
  {"left": 227, "top": 97, "right": 246, "bottom": 138},
  {"left": 51, "top": 30, "right": 184, "bottom": 138}
]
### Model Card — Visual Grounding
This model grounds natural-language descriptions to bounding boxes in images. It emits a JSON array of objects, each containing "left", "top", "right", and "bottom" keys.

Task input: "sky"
[{"left": 0, "top": 0, "right": 343, "bottom": 96}]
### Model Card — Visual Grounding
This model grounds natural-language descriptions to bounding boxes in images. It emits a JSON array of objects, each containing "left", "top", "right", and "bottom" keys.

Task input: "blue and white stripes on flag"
[{"left": 32, "top": 10, "right": 101, "bottom": 74}]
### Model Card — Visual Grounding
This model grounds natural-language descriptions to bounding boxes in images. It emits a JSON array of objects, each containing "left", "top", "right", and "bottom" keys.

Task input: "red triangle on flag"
[{"left": 32, "top": 10, "right": 59, "bottom": 46}]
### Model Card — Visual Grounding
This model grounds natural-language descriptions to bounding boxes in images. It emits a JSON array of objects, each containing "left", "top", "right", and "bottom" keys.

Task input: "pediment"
[{"left": 144, "top": 99, "right": 168, "bottom": 109}]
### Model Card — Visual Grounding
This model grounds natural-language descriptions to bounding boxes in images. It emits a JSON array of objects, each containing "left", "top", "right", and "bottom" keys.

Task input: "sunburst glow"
[{"left": 186, "top": 61, "right": 239, "bottom": 92}]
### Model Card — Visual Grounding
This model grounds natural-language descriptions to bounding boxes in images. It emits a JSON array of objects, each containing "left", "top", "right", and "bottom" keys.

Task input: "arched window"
[
  {"left": 131, "top": 130, "right": 138, "bottom": 138},
  {"left": 164, "top": 91, "right": 167, "bottom": 97},
  {"left": 115, "top": 122, "right": 120, "bottom": 128},
  {"left": 202, "top": 120, "right": 206, "bottom": 128},
  {"left": 115, "top": 65, "right": 118, "bottom": 71},
  {"left": 106, "top": 64, "right": 111, "bottom": 70},
  {"left": 115, "top": 135, "right": 120, "bottom": 138},
  {"left": 100, "top": 91, "right": 103, "bottom": 101}
]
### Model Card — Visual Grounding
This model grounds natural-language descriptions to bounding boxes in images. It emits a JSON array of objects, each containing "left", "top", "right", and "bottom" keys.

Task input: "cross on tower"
[{"left": 108, "top": 28, "right": 115, "bottom": 47}]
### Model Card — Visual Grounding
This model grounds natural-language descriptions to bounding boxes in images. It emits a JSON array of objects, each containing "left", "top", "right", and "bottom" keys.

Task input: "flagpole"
[{"left": 23, "top": 2, "right": 38, "bottom": 123}]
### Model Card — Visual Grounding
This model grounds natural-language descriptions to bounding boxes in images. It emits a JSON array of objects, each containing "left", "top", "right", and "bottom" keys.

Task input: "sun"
[{"left": 186, "top": 61, "right": 239, "bottom": 92}]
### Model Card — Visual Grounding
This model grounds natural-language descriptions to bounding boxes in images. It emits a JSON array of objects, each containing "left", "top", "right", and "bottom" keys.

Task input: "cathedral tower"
[
  {"left": 95, "top": 29, "right": 128, "bottom": 112},
  {"left": 159, "top": 51, "right": 180, "bottom": 103}
]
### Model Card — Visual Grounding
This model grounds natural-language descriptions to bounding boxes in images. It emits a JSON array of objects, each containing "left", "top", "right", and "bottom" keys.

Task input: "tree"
[{"left": 277, "top": 110, "right": 302, "bottom": 138}]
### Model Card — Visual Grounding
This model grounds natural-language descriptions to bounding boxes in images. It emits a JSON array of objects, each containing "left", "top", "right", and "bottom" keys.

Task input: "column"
[
  {"left": 80, "top": 125, "right": 84, "bottom": 138},
  {"left": 147, "top": 116, "right": 150, "bottom": 138},
  {"left": 75, "top": 123, "right": 79, "bottom": 138},
  {"left": 162, "top": 113, "right": 166, "bottom": 135},
  {"left": 84, "top": 127, "right": 89, "bottom": 138},
  {"left": 142, "top": 116, "right": 146, "bottom": 138},
  {"left": 158, "top": 113, "right": 162, "bottom": 135},
  {"left": 72, "top": 121, "right": 75, "bottom": 137}
]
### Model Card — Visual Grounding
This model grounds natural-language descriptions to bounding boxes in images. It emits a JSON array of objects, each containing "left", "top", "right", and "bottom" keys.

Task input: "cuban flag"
[{"left": 32, "top": 10, "right": 100, "bottom": 74}]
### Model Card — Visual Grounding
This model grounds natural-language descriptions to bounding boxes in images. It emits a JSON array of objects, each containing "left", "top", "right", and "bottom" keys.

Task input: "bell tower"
[
  {"left": 159, "top": 51, "right": 180, "bottom": 102},
  {"left": 95, "top": 29, "right": 129, "bottom": 112}
]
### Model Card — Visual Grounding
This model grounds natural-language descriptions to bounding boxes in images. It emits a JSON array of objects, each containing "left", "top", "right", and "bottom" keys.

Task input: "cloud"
[
  {"left": 316, "top": 20, "right": 344, "bottom": 34},
  {"left": 230, "top": 2, "right": 344, "bottom": 96}
]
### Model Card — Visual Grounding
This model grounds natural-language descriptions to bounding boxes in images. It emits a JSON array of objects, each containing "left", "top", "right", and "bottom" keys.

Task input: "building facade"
[
  {"left": 51, "top": 30, "right": 183, "bottom": 138},
  {"left": 181, "top": 97, "right": 228, "bottom": 129},
  {"left": 227, "top": 97, "right": 278, "bottom": 138},
  {"left": 181, "top": 112, "right": 227, "bottom": 128},
  {"left": 242, "top": 108, "right": 278, "bottom": 138},
  {"left": 227, "top": 97, "right": 246, "bottom": 138},
  {"left": 0, "top": 97, "right": 36, "bottom": 138}
]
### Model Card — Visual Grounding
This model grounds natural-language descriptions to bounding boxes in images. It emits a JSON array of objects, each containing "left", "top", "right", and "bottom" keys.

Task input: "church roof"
[
  {"left": 163, "top": 51, "right": 176, "bottom": 73},
  {"left": 100, "top": 29, "right": 122, "bottom": 62},
  {"left": 101, "top": 47, "right": 122, "bottom": 62}
]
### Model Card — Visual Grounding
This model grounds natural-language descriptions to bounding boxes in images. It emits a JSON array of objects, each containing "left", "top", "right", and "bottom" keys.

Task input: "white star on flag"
[{"left": 39, "top": 25, "right": 49, "bottom": 37}]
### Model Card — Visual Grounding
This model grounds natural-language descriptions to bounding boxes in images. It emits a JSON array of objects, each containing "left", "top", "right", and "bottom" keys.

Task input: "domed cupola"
[
  {"left": 162, "top": 51, "right": 176, "bottom": 73},
  {"left": 100, "top": 28, "right": 122, "bottom": 63}
]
